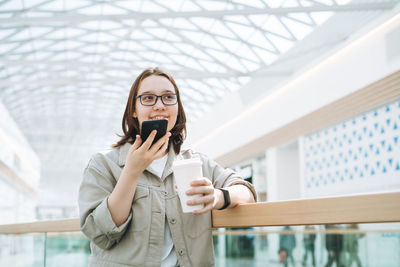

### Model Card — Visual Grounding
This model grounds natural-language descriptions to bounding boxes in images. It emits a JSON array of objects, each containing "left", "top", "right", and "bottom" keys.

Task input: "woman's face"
[{"left": 134, "top": 75, "right": 178, "bottom": 133}]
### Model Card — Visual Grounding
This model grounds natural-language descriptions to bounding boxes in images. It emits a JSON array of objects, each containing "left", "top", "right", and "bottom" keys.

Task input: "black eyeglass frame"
[{"left": 136, "top": 93, "right": 178, "bottom": 106}]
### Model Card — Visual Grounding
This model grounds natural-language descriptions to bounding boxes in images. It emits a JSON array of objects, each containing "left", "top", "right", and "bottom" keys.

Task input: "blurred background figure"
[
  {"left": 325, "top": 224, "right": 344, "bottom": 267},
  {"left": 302, "top": 225, "right": 316, "bottom": 267},
  {"left": 279, "top": 225, "right": 297, "bottom": 267},
  {"left": 344, "top": 224, "right": 364, "bottom": 267}
]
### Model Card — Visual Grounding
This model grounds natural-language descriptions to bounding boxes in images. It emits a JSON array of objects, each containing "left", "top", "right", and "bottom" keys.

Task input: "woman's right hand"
[
  {"left": 124, "top": 130, "right": 171, "bottom": 177},
  {"left": 108, "top": 130, "right": 170, "bottom": 226}
]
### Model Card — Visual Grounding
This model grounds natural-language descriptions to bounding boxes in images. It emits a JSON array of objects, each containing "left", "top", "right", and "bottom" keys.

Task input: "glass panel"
[
  {"left": 213, "top": 223, "right": 400, "bottom": 267},
  {"left": 0, "top": 233, "right": 45, "bottom": 267},
  {"left": 45, "top": 232, "right": 90, "bottom": 267},
  {"left": 0, "top": 232, "right": 90, "bottom": 267}
]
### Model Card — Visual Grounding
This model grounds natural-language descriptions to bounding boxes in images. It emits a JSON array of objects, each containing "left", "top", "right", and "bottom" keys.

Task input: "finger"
[
  {"left": 131, "top": 135, "right": 142, "bottom": 150},
  {"left": 192, "top": 202, "right": 213, "bottom": 215},
  {"left": 153, "top": 134, "right": 170, "bottom": 159},
  {"left": 190, "top": 177, "right": 212, "bottom": 187},
  {"left": 149, "top": 132, "right": 171, "bottom": 154},
  {"left": 140, "top": 130, "right": 157, "bottom": 150},
  {"left": 187, "top": 194, "right": 214, "bottom": 206},
  {"left": 186, "top": 185, "right": 213, "bottom": 196}
]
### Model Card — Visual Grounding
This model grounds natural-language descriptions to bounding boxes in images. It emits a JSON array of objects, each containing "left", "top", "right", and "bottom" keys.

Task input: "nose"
[{"left": 153, "top": 96, "right": 165, "bottom": 109}]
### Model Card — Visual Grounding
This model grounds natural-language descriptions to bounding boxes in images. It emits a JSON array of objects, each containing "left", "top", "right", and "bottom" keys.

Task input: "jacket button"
[
  {"left": 179, "top": 249, "right": 185, "bottom": 256},
  {"left": 170, "top": 218, "right": 177, "bottom": 224},
  {"left": 164, "top": 191, "right": 168, "bottom": 196}
]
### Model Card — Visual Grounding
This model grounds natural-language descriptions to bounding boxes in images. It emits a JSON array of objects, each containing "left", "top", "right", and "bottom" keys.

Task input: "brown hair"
[{"left": 113, "top": 67, "right": 186, "bottom": 154}]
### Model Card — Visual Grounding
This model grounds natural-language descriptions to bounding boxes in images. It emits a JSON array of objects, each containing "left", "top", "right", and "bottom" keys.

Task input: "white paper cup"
[{"left": 172, "top": 158, "right": 204, "bottom": 213}]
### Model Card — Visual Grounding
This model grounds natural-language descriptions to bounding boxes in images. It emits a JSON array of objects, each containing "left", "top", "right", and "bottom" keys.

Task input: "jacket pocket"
[
  {"left": 131, "top": 185, "right": 150, "bottom": 231},
  {"left": 181, "top": 212, "right": 211, "bottom": 238}
]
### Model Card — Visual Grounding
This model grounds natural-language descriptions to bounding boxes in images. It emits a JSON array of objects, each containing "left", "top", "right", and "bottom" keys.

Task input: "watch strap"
[{"left": 218, "top": 188, "right": 231, "bottom": 210}]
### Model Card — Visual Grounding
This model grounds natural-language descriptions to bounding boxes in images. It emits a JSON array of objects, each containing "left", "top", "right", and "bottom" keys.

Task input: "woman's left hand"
[{"left": 185, "top": 177, "right": 220, "bottom": 215}]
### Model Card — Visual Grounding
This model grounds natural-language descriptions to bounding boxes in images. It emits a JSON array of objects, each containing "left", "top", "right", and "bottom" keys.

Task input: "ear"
[{"left": 133, "top": 112, "right": 137, "bottom": 118}]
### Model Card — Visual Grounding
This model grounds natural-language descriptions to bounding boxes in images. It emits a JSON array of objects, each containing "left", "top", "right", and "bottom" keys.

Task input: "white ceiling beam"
[
  {"left": 32, "top": 144, "right": 109, "bottom": 150},
  {"left": 0, "top": 71, "right": 291, "bottom": 87},
  {"left": 0, "top": 3, "right": 396, "bottom": 26},
  {"left": 23, "top": 128, "right": 116, "bottom": 136},
  {"left": 0, "top": 67, "right": 292, "bottom": 88},
  {"left": 0, "top": 76, "right": 126, "bottom": 87}
]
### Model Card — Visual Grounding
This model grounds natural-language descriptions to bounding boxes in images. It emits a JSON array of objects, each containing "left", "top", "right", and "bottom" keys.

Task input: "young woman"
[{"left": 78, "top": 67, "right": 256, "bottom": 267}]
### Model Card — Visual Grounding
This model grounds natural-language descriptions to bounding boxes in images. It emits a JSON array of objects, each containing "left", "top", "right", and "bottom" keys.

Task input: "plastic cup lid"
[{"left": 172, "top": 157, "right": 202, "bottom": 167}]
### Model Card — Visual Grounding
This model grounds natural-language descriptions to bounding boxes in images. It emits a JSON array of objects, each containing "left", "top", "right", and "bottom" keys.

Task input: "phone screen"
[{"left": 140, "top": 119, "right": 168, "bottom": 145}]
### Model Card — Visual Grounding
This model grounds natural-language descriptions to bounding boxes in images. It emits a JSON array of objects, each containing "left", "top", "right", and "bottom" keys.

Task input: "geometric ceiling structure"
[{"left": 0, "top": 0, "right": 398, "bottom": 207}]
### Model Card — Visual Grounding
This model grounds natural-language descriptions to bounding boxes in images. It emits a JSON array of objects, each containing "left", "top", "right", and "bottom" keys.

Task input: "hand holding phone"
[{"left": 140, "top": 119, "right": 168, "bottom": 145}]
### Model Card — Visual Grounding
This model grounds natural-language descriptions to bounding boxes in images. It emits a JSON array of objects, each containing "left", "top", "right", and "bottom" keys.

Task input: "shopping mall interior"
[{"left": 0, "top": 0, "right": 399, "bottom": 266}]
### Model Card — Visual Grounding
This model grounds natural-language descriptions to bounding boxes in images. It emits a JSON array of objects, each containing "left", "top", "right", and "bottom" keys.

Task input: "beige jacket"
[{"left": 78, "top": 143, "right": 257, "bottom": 267}]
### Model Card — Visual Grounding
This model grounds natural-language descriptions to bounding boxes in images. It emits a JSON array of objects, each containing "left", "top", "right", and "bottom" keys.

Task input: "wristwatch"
[{"left": 218, "top": 188, "right": 231, "bottom": 210}]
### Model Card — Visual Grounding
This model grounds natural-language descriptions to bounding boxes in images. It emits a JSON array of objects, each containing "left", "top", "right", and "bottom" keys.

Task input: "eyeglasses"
[{"left": 136, "top": 93, "right": 178, "bottom": 106}]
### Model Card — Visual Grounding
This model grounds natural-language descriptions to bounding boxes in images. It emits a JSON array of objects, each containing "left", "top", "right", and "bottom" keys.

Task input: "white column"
[
  {"left": 266, "top": 148, "right": 278, "bottom": 201},
  {"left": 266, "top": 141, "right": 300, "bottom": 201},
  {"left": 298, "top": 136, "right": 306, "bottom": 198}
]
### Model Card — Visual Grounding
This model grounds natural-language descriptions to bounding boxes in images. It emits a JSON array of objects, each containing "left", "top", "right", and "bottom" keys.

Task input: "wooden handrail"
[
  {"left": 212, "top": 191, "right": 400, "bottom": 228},
  {"left": 0, "top": 218, "right": 79, "bottom": 234},
  {"left": 0, "top": 192, "right": 399, "bottom": 234}
]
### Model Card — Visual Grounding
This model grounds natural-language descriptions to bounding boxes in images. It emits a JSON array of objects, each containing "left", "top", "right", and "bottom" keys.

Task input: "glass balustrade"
[
  {"left": 44, "top": 232, "right": 90, "bottom": 267},
  {"left": 0, "top": 233, "right": 45, "bottom": 267},
  {"left": 213, "top": 223, "right": 400, "bottom": 267},
  {"left": 1, "top": 223, "right": 399, "bottom": 266},
  {"left": 0, "top": 232, "right": 89, "bottom": 267}
]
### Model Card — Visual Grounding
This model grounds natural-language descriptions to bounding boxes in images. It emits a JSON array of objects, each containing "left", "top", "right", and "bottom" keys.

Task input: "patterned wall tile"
[{"left": 303, "top": 100, "right": 400, "bottom": 196}]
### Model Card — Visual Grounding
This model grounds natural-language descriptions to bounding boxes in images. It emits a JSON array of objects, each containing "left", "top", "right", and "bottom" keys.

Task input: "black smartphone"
[{"left": 140, "top": 119, "right": 168, "bottom": 145}]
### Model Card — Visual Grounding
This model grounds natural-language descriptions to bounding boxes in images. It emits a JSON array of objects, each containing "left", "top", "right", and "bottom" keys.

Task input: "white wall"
[
  {"left": 0, "top": 100, "right": 40, "bottom": 223},
  {"left": 186, "top": 10, "right": 400, "bottom": 164},
  {"left": 0, "top": 101, "right": 40, "bottom": 190}
]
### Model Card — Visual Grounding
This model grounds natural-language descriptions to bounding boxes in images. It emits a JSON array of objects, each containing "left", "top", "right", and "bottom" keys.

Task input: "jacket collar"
[
  {"left": 162, "top": 146, "right": 177, "bottom": 179},
  {"left": 118, "top": 142, "right": 131, "bottom": 167}
]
